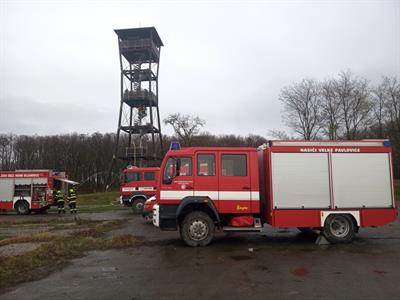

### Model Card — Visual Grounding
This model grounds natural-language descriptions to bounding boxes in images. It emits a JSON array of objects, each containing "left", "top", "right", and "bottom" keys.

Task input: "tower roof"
[{"left": 114, "top": 27, "right": 163, "bottom": 47}]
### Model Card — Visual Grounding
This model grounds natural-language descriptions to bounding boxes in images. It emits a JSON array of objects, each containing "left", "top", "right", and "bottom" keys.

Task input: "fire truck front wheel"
[
  {"left": 323, "top": 214, "right": 356, "bottom": 244},
  {"left": 180, "top": 211, "right": 215, "bottom": 247},
  {"left": 132, "top": 198, "right": 146, "bottom": 214},
  {"left": 15, "top": 201, "right": 31, "bottom": 215}
]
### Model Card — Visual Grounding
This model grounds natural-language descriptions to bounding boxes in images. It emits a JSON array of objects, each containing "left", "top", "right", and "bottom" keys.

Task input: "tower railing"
[
  {"left": 123, "top": 89, "right": 157, "bottom": 104},
  {"left": 119, "top": 38, "right": 159, "bottom": 57}
]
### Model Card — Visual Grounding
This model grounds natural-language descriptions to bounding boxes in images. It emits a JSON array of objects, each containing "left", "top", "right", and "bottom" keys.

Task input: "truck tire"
[
  {"left": 132, "top": 198, "right": 145, "bottom": 214},
  {"left": 323, "top": 214, "right": 356, "bottom": 244},
  {"left": 180, "top": 211, "right": 215, "bottom": 247},
  {"left": 15, "top": 201, "right": 30, "bottom": 215},
  {"left": 144, "top": 213, "right": 153, "bottom": 223}
]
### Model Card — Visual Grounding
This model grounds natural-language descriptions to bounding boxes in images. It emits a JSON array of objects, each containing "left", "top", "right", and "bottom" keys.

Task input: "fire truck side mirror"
[{"left": 163, "top": 175, "right": 173, "bottom": 185}]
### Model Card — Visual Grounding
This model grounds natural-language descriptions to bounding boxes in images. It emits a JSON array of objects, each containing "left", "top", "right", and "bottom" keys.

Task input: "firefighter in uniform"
[
  {"left": 67, "top": 187, "right": 77, "bottom": 214},
  {"left": 55, "top": 190, "right": 65, "bottom": 214}
]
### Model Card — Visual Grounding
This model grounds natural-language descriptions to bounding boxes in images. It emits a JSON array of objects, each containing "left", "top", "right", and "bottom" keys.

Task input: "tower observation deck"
[{"left": 111, "top": 27, "right": 164, "bottom": 168}]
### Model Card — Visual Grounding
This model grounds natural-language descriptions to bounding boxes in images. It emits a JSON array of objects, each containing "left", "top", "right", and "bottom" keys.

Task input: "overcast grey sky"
[{"left": 1, "top": 0, "right": 399, "bottom": 137}]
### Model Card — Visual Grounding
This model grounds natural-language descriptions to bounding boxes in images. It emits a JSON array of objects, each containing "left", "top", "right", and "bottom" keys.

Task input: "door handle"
[{"left": 242, "top": 186, "right": 250, "bottom": 190}]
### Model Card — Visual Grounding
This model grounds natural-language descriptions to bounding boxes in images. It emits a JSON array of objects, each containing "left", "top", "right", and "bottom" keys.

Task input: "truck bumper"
[
  {"left": 153, "top": 204, "right": 159, "bottom": 227},
  {"left": 120, "top": 196, "right": 132, "bottom": 207},
  {"left": 154, "top": 204, "right": 178, "bottom": 230}
]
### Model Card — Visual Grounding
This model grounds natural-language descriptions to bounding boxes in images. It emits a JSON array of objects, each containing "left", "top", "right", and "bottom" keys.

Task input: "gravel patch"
[{"left": 0, "top": 242, "right": 45, "bottom": 257}]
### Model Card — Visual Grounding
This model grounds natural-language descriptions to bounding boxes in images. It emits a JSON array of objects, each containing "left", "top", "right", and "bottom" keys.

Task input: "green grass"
[
  {"left": 0, "top": 234, "right": 139, "bottom": 289},
  {"left": 49, "top": 191, "right": 124, "bottom": 213},
  {"left": 78, "top": 191, "right": 120, "bottom": 205},
  {"left": 0, "top": 233, "right": 53, "bottom": 247},
  {"left": 0, "top": 218, "right": 75, "bottom": 228},
  {"left": 395, "top": 180, "right": 400, "bottom": 201},
  {"left": 0, "top": 217, "right": 100, "bottom": 228},
  {"left": 0, "top": 219, "right": 136, "bottom": 290},
  {"left": 0, "top": 219, "right": 125, "bottom": 247}
]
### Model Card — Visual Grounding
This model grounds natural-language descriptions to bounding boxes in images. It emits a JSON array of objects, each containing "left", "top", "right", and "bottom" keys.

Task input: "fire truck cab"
[
  {"left": 153, "top": 140, "right": 397, "bottom": 246},
  {"left": 120, "top": 167, "right": 159, "bottom": 213}
]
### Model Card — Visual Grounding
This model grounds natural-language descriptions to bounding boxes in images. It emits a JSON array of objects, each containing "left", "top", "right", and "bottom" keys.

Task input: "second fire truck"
[{"left": 120, "top": 167, "right": 159, "bottom": 213}]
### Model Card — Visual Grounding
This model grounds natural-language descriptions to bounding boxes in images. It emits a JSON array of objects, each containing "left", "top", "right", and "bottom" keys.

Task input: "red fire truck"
[
  {"left": 153, "top": 140, "right": 397, "bottom": 246},
  {"left": 120, "top": 167, "right": 159, "bottom": 213},
  {"left": 0, "top": 170, "right": 77, "bottom": 215}
]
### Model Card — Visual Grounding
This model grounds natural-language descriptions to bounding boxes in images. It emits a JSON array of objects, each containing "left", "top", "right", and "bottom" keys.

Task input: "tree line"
[
  {"left": 0, "top": 133, "right": 116, "bottom": 192},
  {"left": 0, "top": 132, "right": 267, "bottom": 192},
  {"left": 280, "top": 71, "right": 399, "bottom": 140},
  {"left": 279, "top": 71, "right": 399, "bottom": 176}
]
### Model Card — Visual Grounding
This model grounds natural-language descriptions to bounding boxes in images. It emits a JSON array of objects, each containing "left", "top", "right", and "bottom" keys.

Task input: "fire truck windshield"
[
  {"left": 125, "top": 172, "right": 142, "bottom": 183},
  {"left": 163, "top": 156, "right": 192, "bottom": 184}
]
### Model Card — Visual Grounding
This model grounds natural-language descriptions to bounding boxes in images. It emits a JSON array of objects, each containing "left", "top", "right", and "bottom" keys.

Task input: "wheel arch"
[
  {"left": 14, "top": 199, "right": 30, "bottom": 209},
  {"left": 322, "top": 212, "right": 358, "bottom": 243},
  {"left": 177, "top": 196, "right": 220, "bottom": 225},
  {"left": 321, "top": 211, "right": 360, "bottom": 227},
  {"left": 130, "top": 193, "right": 148, "bottom": 202}
]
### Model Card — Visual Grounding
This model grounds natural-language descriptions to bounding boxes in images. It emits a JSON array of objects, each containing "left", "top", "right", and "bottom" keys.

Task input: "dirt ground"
[{"left": 1, "top": 209, "right": 400, "bottom": 300}]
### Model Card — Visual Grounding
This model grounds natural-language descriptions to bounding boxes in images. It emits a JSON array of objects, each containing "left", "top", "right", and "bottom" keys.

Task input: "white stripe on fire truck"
[
  {"left": 219, "top": 191, "right": 250, "bottom": 200},
  {"left": 122, "top": 187, "right": 154, "bottom": 192},
  {"left": 194, "top": 191, "right": 218, "bottom": 198},
  {"left": 160, "top": 191, "right": 195, "bottom": 200},
  {"left": 138, "top": 187, "right": 154, "bottom": 191},
  {"left": 122, "top": 187, "right": 136, "bottom": 192},
  {"left": 251, "top": 192, "right": 260, "bottom": 200},
  {"left": 160, "top": 191, "right": 260, "bottom": 201}
]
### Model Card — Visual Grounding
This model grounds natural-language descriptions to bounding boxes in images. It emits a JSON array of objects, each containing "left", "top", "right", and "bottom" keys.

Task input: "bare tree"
[
  {"left": 333, "top": 71, "right": 372, "bottom": 140},
  {"left": 382, "top": 76, "right": 400, "bottom": 140},
  {"left": 280, "top": 79, "right": 323, "bottom": 140},
  {"left": 0, "top": 134, "right": 14, "bottom": 170},
  {"left": 163, "top": 113, "right": 206, "bottom": 146},
  {"left": 267, "top": 129, "right": 295, "bottom": 140},
  {"left": 321, "top": 79, "right": 342, "bottom": 139},
  {"left": 371, "top": 79, "right": 387, "bottom": 138}
]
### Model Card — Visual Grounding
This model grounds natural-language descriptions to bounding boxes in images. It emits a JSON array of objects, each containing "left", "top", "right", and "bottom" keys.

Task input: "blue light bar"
[
  {"left": 170, "top": 142, "right": 181, "bottom": 150},
  {"left": 383, "top": 139, "right": 392, "bottom": 147}
]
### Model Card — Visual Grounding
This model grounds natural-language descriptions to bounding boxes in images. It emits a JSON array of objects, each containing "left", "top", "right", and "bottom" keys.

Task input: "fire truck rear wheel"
[
  {"left": 132, "top": 198, "right": 145, "bottom": 214},
  {"left": 323, "top": 214, "right": 356, "bottom": 244},
  {"left": 15, "top": 201, "right": 30, "bottom": 215},
  {"left": 180, "top": 211, "right": 215, "bottom": 247}
]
